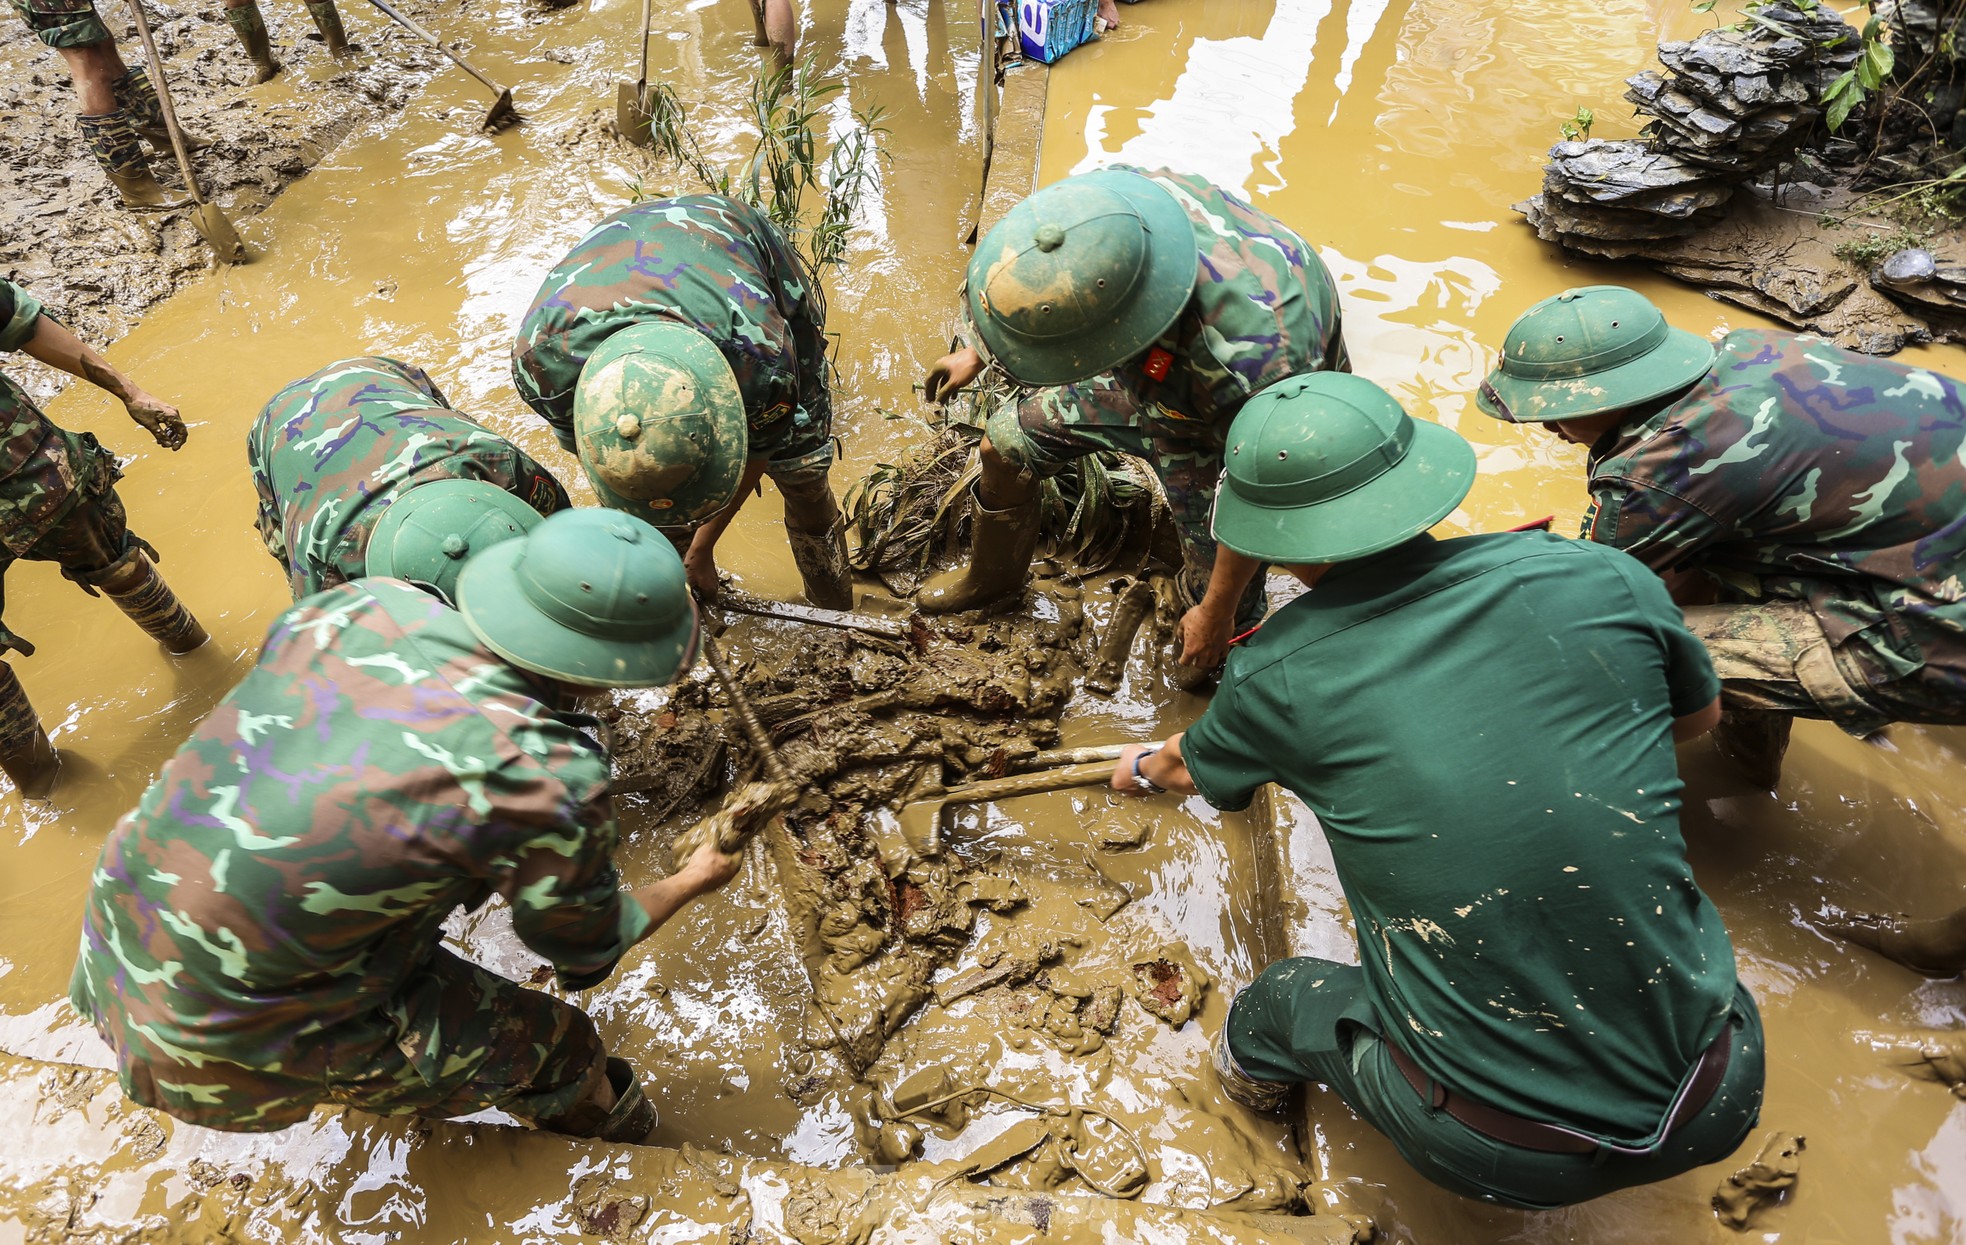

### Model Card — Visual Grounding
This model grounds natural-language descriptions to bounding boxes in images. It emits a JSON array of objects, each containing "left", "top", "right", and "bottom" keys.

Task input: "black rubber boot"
[
  {"left": 225, "top": 1, "right": 283, "bottom": 82},
  {"left": 0, "top": 663, "right": 59, "bottom": 799},
  {"left": 96, "top": 553, "right": 210, "bottom": 654},
  {"left": 1713, "top": 708, "right": 1793, "bottom": 789},
  {"left": 77, "top": 111, "right": 187, "bottom": 210},
  {"left": 114, "top": 67, "right": 212, "bottom": 152},
  {"left": 918, "top": 488, "right": 1040, "bottom": 613}
]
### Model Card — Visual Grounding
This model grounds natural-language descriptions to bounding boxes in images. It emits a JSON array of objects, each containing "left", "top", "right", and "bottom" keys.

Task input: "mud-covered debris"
[
  {"left": 935, "top": 929, "right": 1081, "bottom": 1005},
  {"left": 571, "top": 1171, "right": 652, "bottom": 1242},
  {"left": 1128, "top": 942, "right": 1211, "bottom": 1027},
  {"left": 1713, "top": 1131, "right": 1805, "bottom": 1229}
]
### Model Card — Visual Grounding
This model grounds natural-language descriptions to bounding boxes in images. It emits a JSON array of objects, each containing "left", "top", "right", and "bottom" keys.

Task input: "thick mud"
[{"left": 2, "top": 0, "right": 1964, "bottom": 1241}]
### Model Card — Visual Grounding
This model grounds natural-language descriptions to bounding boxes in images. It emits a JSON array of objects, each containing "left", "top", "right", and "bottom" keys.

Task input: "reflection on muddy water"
[{"left": 1, "top": 0, "right": 1962, "bottom": 1240}]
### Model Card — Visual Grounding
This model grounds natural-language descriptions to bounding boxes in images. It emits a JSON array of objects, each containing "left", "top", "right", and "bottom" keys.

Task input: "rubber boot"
[
  {"left": 225, "top": 1, "right": 283, "bottom": 82},
  {"left": 77, "top": 111, "right": 187, "bottom": 210},
  {"left": 96, "top": 554, "right": 209, "bottom": 654},
  {"left": 541, "top": 1057, "right": 659, "bottom": 1143},
  {"left": 305, "top": 0, "right": 352, "bottom": 56},
  {"left": 0, "top": 663, "right": 60, "bottom": 799},
  {"left": 785, "top": 514, "right": 852, "bottom": 610},
  {"left": 1712, "top": 708, "right": 1792, "bottom": 789},
  {"left": 114, "top": 67, "right": 211, "bottom": 153},
  {"left": 1212, "top": 1027, "right": 1288, "bottom": 1112},
  {"left": 917, "top": 489, "right": 1040, "bottom": 613},
  {"left": 1822, "top": 904, "right": 1966, "bottom": 977}
]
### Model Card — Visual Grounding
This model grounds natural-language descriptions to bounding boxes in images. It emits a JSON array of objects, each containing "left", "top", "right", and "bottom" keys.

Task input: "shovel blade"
[
  {"left": 482, "top": 88, "right": 521, "bottom": 133},
  {"left": 615, "top": 81, "right": 654, "bottom": 147},
  {"left": 190, "top": 201, "right": 248, "bottom": 265}
]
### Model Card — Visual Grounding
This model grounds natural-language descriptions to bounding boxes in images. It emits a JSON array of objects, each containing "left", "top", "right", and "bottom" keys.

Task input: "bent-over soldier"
[
  {"left": 249, "top": 355, "right": 569, "bottom": 603},
  {"left": 921, "top": 166, "right": 1348, "bottom": 684},
  {"left": 70, "top": 509, "right": 741, "bottom": 1143},
  {"left": 0, "top": 278, "right": 204, "bottom": 798},
  {"left": 1115, "top": 373, "right": 1763, "bottom": 1208},
  {"left": 513, "top": 194, "right": 851, "bottom": 610}
]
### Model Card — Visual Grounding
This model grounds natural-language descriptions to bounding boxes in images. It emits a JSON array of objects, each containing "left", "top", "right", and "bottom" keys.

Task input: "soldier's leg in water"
[
  {"left": 920, "top": 379, "right": 1140, "bottom": 613},
  {"left": 758, "top": 405, "right": 850, "bottom": 610},
  {"left": 221, "top": 0, "right": 282, "bottom": 81},
  {"left": 23, "top": 6, "right": 185, "bottom": 210},
  {"left": 0, "top": 539, "right": 57, "bottom": 796},
  {"left": 1681, "top": 601, "right": 1888, "bottom": 789},
  {"left": 303, "top": 0, "right": 350, "bottom": 55},
  {"left": 761, "top": 0, "right": 795, "bottom": 68},
  {"left": 44, "top": 488, "right": 208, "bottom": 654},
  {"left": 1828, "top": 906, "right": 1966, "bottom": 977},
  {"left": 681, "top": 457, "right": 770, "bottom": 604}
]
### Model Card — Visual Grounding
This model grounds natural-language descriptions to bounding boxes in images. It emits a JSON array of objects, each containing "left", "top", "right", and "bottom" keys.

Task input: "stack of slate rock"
[{"left": 1522, "top": 2, "right": 1860, "bottom": 245}]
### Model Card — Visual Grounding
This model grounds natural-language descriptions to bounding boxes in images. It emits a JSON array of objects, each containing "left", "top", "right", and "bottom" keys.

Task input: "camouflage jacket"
[
  {"left": 511, "top": 195, "right": 829, "bottom": 452},
  {"left": 249, "top": 356, "right": 569, "bottom": 600},
  {"left": 0, "top": 280, "right": 116, "bottom": 556},
  {"left": 69, "top": 579, "right": 653, "bottom": 1119},
  {"left": 1586, "top": 328, "right": 1966, "bottom": 701}
]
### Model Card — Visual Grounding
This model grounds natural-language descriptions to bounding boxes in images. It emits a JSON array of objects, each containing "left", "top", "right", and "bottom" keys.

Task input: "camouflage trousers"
[
  {"left": 1683, "top": 600, "right": 1909, "bottom": 737},
  {"left": 987, "top": 375, "right": 1266, "bottom": 629},
  {"left": 97, "top": 948, "right": 606, "bottom": 1133},
  {"left": 0, "top": 482, "right": 150, "bottom": 658},
  {"left": 11, "top": 0, "right": 111, "bottom": 47}
]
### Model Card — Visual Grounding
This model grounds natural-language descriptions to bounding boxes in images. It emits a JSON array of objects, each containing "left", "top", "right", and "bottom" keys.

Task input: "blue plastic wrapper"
[{"left": 1016, "top": 0, "right": 1099, "bottom": 64}]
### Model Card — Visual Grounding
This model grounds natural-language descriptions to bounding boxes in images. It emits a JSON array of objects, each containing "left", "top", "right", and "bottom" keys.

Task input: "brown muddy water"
[{"left": 1, "top": 0, "right": 1963, "bottom": 1240}]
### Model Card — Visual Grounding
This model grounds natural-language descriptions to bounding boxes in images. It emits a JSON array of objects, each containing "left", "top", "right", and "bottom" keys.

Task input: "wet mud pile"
[
  {"left": 0, "top": 0, "right": 474, "bottom": 387},
  {"left": 606, "top": 594, "right": 1087, "bottom": 1072}
]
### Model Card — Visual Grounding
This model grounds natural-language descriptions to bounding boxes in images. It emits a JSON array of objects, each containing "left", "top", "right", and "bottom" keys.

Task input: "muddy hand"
[
  {"left": 683, "top": 547, "right": 722, "bottom": 604},
  {"left": 679, "top": 831, "right": 744, "bottom": 895},
  {"left": 1176, "top": 602, "right": 1232, "bottom": 671},
  {"left": 924, "top": 346, "right": 984, "bottom": 404},
  {"left": 126, "top": 393, "right": 187, "bottom": 450}
]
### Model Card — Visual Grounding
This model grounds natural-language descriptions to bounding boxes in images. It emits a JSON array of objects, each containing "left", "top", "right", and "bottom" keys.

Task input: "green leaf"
[
  {"left": 1864, "top": 39, "right": 1895, "bottom": 81},
  {"left": 1827, "top": 87, "right": 1859, "bottom": 132},
  {"left": 1692, "top": 0, "right": 1716, "bottom": 11},
  {"left": 1822, "top": 68, "right": 1858, "bottom": 102}
]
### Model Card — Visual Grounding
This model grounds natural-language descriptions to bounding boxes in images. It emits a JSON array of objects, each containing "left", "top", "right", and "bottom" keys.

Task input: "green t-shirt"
[{"left": 1185, "top": 531, "right": 1736, "bottom": 1143}]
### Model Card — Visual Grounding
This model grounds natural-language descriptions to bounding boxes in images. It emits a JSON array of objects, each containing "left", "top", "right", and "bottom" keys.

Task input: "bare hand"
[
  {"left": 1109, "top": 743, "right": 1159, "bottom": 797},
  {"left": 679, "top": 834, "right": 744, "bottom": 895},
  {"left": 1176, "top": 602, "right": 1233, "bottom": 671},
  {"left": 126, "top": 392, "right": 187, "bottom": 450},
  {"left": 683, "top": 547, "right": 721, "bottom": 605},
  {"left": 924, "top": 347, "right": 984, "bottom": 403}
]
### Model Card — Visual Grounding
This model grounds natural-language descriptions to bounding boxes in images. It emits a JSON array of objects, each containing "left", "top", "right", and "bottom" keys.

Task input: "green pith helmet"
[
  {"left": 1476, "top": 285, "right": 1716, "bottom": 424},
  {"left": 573, "top": 321, "right": 746, "bottom": 527},
  {"left": 365, "top": 478, "right": 545, "bottom": 604},
  {"left": 456, "top": 507, "right": 698, "bottom": 689},
  {"left": 1212, "top": 373, "right": 1477, "bottom": 564},
  {"left": 966, "top": 168, "right": 1199, "bottom": 386}
]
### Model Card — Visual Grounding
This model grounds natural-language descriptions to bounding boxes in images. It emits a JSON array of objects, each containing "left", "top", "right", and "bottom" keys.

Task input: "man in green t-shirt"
[{"left": 1109, "top": 373, "right": 1763, "bottom": 1208}]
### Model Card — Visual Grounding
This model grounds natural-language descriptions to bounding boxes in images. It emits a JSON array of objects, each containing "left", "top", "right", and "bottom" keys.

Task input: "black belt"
[{"left": 1384, "top": 1024, "right": 1734, "bottom": 1156}]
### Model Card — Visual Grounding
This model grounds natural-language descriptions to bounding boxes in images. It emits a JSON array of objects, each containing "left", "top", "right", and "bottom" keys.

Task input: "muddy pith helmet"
[
  {"left": 572, "top": 321, "right": 746, "bottom": 527},
  {"left": 365, "top": 478, "right": 545, "bottom": 604},
  {"left": 456, "top": 507, "right": 699, "bottom": 689},
  {"left": 966, "top": 168, "right": 1198, "bottom": 386},
  {"left": 1477, "top": 285, "right": 1716, "bottom": 424},
  {"left": 1212, "top": 373, "right": 1477, "bottom": 564}
]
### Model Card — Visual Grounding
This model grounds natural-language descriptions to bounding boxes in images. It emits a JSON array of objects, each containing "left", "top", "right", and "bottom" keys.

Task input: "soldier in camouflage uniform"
[
  {"left": 70, "top": 508, "right": 744, "bottom": 1143},
  {"left": 1478, "top": 284, "right": 1966, "bottom": 792},
  {"left": 249, "top": 356, "right": 570, "bottom": 603},
  {"left": 920, "top": 167, "right": 1349, "bottom": 684},
  {"left": 0, "top": 279, "right": 204, "bottom": 799},
  {"left": 512, "top": 194, "right": 852, "bottom": 611}
]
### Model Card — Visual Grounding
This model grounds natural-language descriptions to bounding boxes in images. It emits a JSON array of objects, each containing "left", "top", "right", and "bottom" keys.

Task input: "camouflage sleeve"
[
  {"left": 244, "top": 411, "right": 289, "bottom": 566},
  {"left": 1583, "top": 475, "right": 1726, "bottom": 574},
  {"left": 0, "top": 280, "right": 44, "bottom": 353},
  {"left": 1180, "top": 652, "right": 1280, "bottom": 813},
  {"left": 495, "top": 781, "right": 655, "bottom": 992}
]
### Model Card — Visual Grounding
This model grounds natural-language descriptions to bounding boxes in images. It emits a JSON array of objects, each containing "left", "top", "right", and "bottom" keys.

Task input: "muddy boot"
[
  {"left": 542, "top": 1057, "right": 660, "bottom": 1143},
  {"left": 226, "top": 1, "right": 284, "bottom": 82},
  {"left": 95, "top": 554, "right": 210, "bottom": 654},
  {"left": 77, "top": 111, "right": 187, "bottom": 210},
  {"left": 1822, "top": 904, "right": 1966, "bottom": 977},
  {"left": 1211, "top": 1028, "right": 1289, "bottom": 1112},
  {"left": 0, "top": 664, "right": 60, "bottom": 799},
  {"left": 785, "top": 514, "right": 852, "bottom": 610},
  {"left": 1712, "top": 708, "right": 1793, "bottom": 789},
  {"left": 918, "top": 490, "right": 1040, "bottom": 613},
  {"left": 305, "top": 0, "right": 352, "bottom": 56},
  {"left": 114, "top": 67, "right": 211, "bottom": 153}
]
